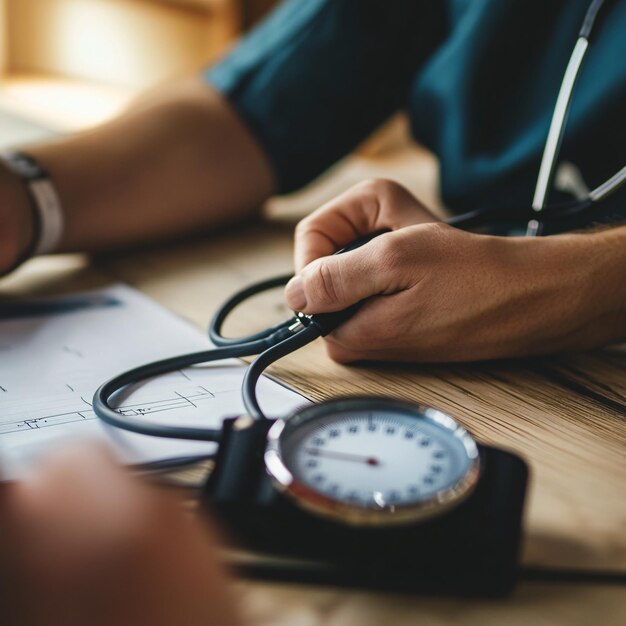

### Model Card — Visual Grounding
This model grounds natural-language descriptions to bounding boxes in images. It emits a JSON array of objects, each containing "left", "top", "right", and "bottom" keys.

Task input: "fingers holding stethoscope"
[
  {"left": 288, "top": 181, "right": 603, "bottom": 364},
  {"left": 286, "top": 223, "right": 438, "bottom": 314},
  {"left": 287, "top": 212, "right": 475, "bottom": 362},
  {"left": 293, "top": 178, "right": 441, "bottom": 272}
]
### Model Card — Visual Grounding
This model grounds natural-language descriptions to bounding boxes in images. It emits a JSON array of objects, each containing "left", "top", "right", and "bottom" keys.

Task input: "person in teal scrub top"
[
  {"left": 0, "top": 2, "right": 625, "bottom": 622},
  {"left": 1, "top": 0, "right": 625, "bottom": 362}
]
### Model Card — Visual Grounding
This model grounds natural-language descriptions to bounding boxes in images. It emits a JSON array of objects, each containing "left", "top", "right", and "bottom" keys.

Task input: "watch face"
[{"left": 265, "top": 398, "right": 480, "bottom": 526}]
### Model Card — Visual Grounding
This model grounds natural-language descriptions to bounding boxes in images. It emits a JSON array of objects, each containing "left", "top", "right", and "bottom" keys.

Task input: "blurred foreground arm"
[
  {"left": 0, "top": 446, "right": 239, "bottom": 626},
  {"left": 0, "top": 77, "right": 274, "bottom": 272}
]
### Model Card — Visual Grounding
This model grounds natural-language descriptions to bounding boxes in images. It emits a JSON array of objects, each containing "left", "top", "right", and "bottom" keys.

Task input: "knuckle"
[
  {"left": 422, "top": 220, "right": 453, "bottom": 240},
  {"left": 362, "top": 177, "right": 398, "bottom": 196},
  {"left": 359, "top": 178, "right": 413, "bottom": 222},
  {"left": 374, "top": 235, "right": 405, "bottom": 274},
  {"left": 427, "top": 220, "right": 451, "bottom": 233},
  {"left": 370, "top": 178, "right": 412, "bottom": 205},
  {"left": 417, "top": 221, "right": 456, "bottom": 255}
]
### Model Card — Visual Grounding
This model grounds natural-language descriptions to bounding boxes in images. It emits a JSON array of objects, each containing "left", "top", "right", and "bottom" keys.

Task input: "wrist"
[
  {"left": 483, "top": 231, "right": 618, "bottom": 356},
  {"left": 575, "top": 227, "right": 626, "bottom": 345},
  {"left": 0, "top": 162, "right": 35, "bottom": 275},
  {"left": 518, "top": 229, "right": 626, "bottom": 350}
]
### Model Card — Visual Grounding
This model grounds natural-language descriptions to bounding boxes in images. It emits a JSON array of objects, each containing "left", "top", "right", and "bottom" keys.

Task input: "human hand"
[
  {"left": 0, "top": 445, "right": 239, "bottom": 626},
  {"left": 286, "top": 179, "right": 610, "bottom": 363},
  {"left": 0, "top": 162, "right": 33, "bottom": 275}
]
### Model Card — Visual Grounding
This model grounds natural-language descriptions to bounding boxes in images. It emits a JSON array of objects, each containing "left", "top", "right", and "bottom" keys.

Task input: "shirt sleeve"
[{"left": 205, "top": 0, "right": 447, "bottom": 193}]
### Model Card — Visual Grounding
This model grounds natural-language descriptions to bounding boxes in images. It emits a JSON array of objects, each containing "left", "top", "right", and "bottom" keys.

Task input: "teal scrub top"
[{"left": 205, "top": 0, "right": 625, "bottom": 225}]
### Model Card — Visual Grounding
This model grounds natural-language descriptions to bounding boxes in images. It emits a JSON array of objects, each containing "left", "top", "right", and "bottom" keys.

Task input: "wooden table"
[{"left": 3, "top": 220, "right": 625, "bottom": 625}]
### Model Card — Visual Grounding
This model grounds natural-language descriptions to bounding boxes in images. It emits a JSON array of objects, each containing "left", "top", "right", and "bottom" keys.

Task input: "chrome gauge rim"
[{"left": 264, "top": 397, "right": 481, "bottom": 527}]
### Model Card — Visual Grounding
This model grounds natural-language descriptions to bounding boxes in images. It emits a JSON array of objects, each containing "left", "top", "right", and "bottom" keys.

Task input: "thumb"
[{"left": 285, "top": 235, "right": 405, "bottom": 313}]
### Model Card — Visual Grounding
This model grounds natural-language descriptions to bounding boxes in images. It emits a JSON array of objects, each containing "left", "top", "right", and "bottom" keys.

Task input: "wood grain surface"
[{"left": 2, "top": 220, "right": 625, "bottom": 624}]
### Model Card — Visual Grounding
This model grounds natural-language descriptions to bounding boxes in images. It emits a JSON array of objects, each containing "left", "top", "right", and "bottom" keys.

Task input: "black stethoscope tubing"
[
  {"left": 93, "top": 228, "right": 385, "bottom": 440},
  {"left": 208, "top": 274, "right": 295, "bottom": 347},
  {"left": 94, "top": 323, "right": 321, "bottom": 442}
]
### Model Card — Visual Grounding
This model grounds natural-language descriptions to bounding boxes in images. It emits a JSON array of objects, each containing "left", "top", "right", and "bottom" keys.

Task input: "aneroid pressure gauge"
[
  {"left": 264, "top": 397, "right": 480, "bottom": 526},
  {"left": 203, "top": 396, "right": 527, "bottom": 597}
]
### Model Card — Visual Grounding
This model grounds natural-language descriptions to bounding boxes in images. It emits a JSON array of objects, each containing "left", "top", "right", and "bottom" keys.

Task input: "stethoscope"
[
  {"left": 93, "top": 232, "right": 382, "bottom": 443},
  {"left": 93, "top": 0, "right": 625, "bottom": 445}
]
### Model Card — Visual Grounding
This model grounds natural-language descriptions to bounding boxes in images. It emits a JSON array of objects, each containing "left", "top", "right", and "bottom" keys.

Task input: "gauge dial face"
[{"left": 265, "top": 398, "right": 480, "bottom": 526}]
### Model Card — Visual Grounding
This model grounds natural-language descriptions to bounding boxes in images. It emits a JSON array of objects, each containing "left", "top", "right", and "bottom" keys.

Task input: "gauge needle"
[{"left": 306, "top": 448, "right": 380, "bottom": 466}]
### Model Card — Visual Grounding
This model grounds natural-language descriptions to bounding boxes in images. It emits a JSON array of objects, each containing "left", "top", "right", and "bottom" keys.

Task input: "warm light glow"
[
  {"left": 0, "top": 74, "right": 135, "bottom": 131},
  {"left": 10, "top": 0, "right": 212, "bottom": 89},
  {"left": 52, "top": 1, "right": 146, "bottom": 88}
]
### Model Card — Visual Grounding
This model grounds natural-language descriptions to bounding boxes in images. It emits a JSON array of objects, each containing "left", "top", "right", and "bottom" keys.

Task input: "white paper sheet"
[{"left": 0, "top": 284, "right": 310, "bottom": 478}]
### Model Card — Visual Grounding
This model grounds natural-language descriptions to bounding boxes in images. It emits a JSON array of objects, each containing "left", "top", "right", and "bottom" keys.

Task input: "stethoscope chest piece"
[{"left": 201, "top": 397, "right": 528, "bottom": 597}]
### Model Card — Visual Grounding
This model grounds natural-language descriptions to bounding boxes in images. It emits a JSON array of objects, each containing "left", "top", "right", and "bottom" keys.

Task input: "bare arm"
[{"left": 0, "top": 77, "right": 274, "bottom": 271}]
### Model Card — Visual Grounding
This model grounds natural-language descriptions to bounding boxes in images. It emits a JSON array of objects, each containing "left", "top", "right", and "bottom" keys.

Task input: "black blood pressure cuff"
[{"left": 203, "top": 417, "right": 528, "bottom": 597}]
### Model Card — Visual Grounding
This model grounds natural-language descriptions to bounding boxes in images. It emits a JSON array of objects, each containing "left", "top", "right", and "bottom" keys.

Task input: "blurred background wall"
[
  {"left": 4, "top": 0, "right": 239, "bottom": 89},
  {"left": 0, "top": 0, "right": 277, "bottom": 129},
  {"left": 0, "top": 0, "right": 440, "bottom": 214}
]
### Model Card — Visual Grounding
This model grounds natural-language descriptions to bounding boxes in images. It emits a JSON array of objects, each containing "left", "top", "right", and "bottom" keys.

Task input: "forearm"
[
  {"left": 18, "top": 77, "right": 274, "bottom": 253},
  {"left": 494, "top": 224, "right": 626, "bottom": 356},
  {"left": 566, "top": 224, "right": 626, "bottom": 348}
]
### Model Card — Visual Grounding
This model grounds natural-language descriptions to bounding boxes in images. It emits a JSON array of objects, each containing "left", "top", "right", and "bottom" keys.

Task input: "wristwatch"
[{"left": 1, "top": 151, "right": 64, "bottom": 267}]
